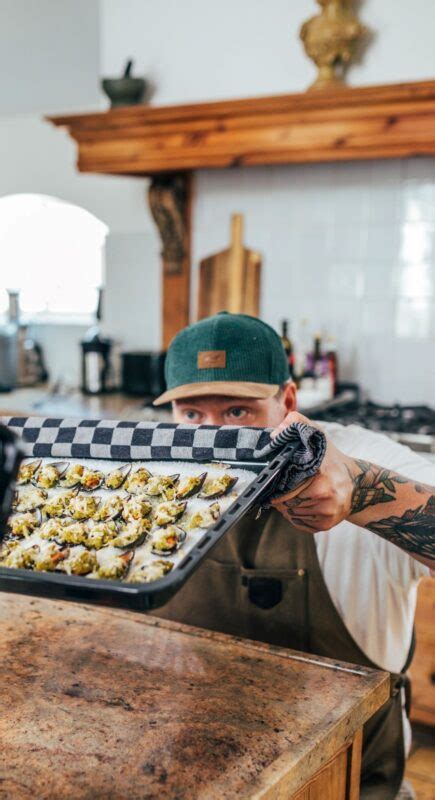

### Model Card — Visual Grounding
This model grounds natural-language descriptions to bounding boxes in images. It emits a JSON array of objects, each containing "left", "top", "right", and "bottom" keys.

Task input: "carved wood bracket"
[{"left": 148, "top": 174, "right": 189, "bottom": 275}]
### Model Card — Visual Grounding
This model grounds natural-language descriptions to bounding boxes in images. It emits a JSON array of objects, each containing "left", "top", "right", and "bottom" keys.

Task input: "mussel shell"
[
  {"left": 31, "top": 461, "right": 69, "bottom": 488},
  {"left": 198, "top": 475, "right": 239, "bottom": 499},
  {"left": 176, "top": 472, "right": 207, "bottom": 499},
  {"left": 16, "top": 459, "right": 42, "bottom": 485},
  {"left": 103, "top": 463, "right": 132, "bottom": 490},
  {"left": 151, "top": 525, "right": 186, "bottom": 555}
]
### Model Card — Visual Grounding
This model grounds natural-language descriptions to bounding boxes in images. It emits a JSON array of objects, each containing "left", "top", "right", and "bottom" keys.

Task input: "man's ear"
[{"left": 281, "top": 381, "right": 297, "bottom": 413}]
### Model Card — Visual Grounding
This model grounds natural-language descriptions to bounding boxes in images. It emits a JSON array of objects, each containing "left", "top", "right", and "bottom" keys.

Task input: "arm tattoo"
[
  {"left": 347, "top": 459, "right": 408, "bottom": 515},
  {"left": 349, "top": 459, "right": 435, "bottom": 560},
  {"left": 367, "top": 496, "right": 435, "bottom": 559}
]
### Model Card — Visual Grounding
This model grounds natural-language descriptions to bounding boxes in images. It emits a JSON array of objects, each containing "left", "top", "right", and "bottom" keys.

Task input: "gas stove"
[{"left": 312, "top": 391, "right": 435, "bottom": 454}]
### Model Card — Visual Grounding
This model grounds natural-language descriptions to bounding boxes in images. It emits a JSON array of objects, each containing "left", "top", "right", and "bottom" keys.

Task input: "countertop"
[
  {"left": 0, "top": 386, "right": 171, "bottom": 422},
  {"left": 0, "top": 594, "right": 390, "bottom": 799}
]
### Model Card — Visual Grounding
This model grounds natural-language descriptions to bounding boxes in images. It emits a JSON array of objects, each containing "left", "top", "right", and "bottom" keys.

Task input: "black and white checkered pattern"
[{"left": 2, "top": 417, "right": 326, "bottom": 500}]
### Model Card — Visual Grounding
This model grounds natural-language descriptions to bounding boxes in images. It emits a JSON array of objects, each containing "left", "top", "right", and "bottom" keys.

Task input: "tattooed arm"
[
  {"left": 344, "top": 459, "right": 434, "bottom": 569},
  {"left": 271, "top": 412, "right": 435, "bottom": 570}
]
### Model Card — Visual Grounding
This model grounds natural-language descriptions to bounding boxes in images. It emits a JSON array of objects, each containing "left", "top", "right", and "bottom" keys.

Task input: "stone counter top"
[
  {"left": 0, "top": 594, "right": 389, "bottom": 799},
  {"left": 0, "top": 387, "right": 171, "bottom": 422}
]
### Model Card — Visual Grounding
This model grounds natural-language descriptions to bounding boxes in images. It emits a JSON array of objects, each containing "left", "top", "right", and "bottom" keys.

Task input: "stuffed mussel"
[
  {"left": 151, "top": 525, "right": 186, "bottom": 555},
  {"left": 97, "top": 550, "right": 133, "bottom": 580},
  {"left": 124, "top": 467, "right": 152, "bottom": 495},
  {"left": 112, "top": 518, "right": 151, "bottom": 549},
  {"left": 104, "top": 464, "right": 131, "bottom": 491},
  {"left": 154, "top": 500, "right": 187, "bottom": 527},
  {"left": 16, "top": 459, "right": 41, "bottom": 486},
  {"left": 85, "top": 521, "right": 119, "bottom": 550},
  {"left": 198, "top": 473, "right": 238, "bottom": 499},
  {"left": 80, "top": 467, "right": 104, "bottom": 492},
  {"left": 43, "top": 490, "right": 77, "bottom": 518},
  {"left": 63, "top": 547, "right": 97, "bottom": 576},
  {"left": 13, "top": 487, "right": 48, "bottom": 513},
  {"left": 58, "top": 463, "right": 85, "bottom": 488},
  {"left": 144, "top": 474, "right": 179, "bottom": 499},
  {"left": 121, "top": 495, "right": 152, "bottom": 522},
  {"left": 176, "top": 472, "right": 207, "bottom": 499},
  {"left": 127, "top": 559, "right": 173, "bottom": 584},
  {"left": 9, "top": 510, "right": 42, "bottom": 538},
  {"left": 93, "top": 495, "right": 124, "bottom": 522},
  {"left": 67, "top": 493, "right": 100, "bottom": 521},
  {"left": 32, "top": 462, "right": 69, "bottom": 489},
  {"left": 189, "top": 502, "right": 220, "bottom": 530}
]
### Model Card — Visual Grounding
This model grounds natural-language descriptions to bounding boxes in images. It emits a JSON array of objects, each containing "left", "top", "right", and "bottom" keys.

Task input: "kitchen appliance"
[
  {"left": 197, "top": 213, "right": 261, "bottom": 319},
  {"left": 121, "top": 350, "right": 166, "bottom": 398},
  {"left": 0, "top": 325, "right": 18, "bottom": 391},
  {"left": 81, "top": 288, "right": 113, "bottom": 395},
  {"left": 0, "top": 291, "right": 48, "bottom": 389},
  {"left": 312, "top": 391, "right": 435, "bottom": 453}
]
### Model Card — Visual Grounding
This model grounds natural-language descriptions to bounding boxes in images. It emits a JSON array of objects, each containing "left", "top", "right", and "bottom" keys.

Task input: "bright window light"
[{"left": 0, "top": 194, "right": 108, "bottom": 319}]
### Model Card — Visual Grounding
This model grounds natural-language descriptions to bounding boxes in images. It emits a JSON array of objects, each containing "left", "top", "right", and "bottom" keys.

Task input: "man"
[{"left": 153, "top": 312, "right": 434, "bottom": 800}]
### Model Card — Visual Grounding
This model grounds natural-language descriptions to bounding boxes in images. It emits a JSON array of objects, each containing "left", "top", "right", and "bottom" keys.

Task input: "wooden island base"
[{"left": 0, "top": 594, "right": 389, "bottom": 799}]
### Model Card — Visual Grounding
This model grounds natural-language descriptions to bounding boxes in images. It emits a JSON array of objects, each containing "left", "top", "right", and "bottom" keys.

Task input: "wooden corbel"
[{"left": 148, "top": 173, "right": 192, "bottom": 349}]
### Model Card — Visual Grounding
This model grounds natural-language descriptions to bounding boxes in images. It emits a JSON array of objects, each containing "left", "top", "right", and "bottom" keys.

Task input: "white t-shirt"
[{"left": 313, "top": 422, "right": 433, "bottom": 674}]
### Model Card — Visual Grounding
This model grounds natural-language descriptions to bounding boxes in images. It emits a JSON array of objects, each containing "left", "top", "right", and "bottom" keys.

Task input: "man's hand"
[
  {"left": 271, "top": 411, "right": 435, "bottom": 570},
  {"left": 270, "top": 411, "right": 354, "bottom": 531}
]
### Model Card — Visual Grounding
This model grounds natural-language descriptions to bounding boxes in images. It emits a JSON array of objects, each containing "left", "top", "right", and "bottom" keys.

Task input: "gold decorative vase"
[{"left": 300, "top": 0, "right": 368, "bottom": 91}]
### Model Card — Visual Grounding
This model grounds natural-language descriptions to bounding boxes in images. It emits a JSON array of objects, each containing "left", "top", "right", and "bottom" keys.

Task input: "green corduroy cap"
[{"left": 154, "top": 312, "right": 289, "bottom": 405}]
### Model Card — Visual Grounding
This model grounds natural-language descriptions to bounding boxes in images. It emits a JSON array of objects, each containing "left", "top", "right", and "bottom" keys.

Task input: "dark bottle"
[
  {"left": 280, "top": 320, "right": 294, "bottom": 378},
  {"left": 80, "top": 288, "right": 113, "bottom": 395},
  {"left": 312, "top": 334, "right": 324, "bottom": 377}
]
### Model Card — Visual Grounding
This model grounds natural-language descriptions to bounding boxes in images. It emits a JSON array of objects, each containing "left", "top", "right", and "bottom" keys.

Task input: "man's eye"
[
  {"left": 227, "top": 407, "right": 247, "bottom": 419},
  {"left": 184, "top": 410, "right": 200, "bottom": 421}
]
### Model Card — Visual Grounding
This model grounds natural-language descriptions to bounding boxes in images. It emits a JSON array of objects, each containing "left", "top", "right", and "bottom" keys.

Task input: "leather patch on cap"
[{"left": 197, "top": 350, "right": 226, "bottom": 369}]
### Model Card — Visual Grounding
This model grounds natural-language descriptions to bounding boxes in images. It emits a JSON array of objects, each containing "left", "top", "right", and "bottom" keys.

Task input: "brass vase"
[{"left": 300, "top": 0, "right": 368, "bottom": 91}]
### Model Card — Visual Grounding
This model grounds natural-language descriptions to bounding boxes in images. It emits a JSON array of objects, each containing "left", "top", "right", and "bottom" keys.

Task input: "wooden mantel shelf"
[
  {"left": 48, "top": 79, "right": 435, "bottom": 175},
  {"left": 47, "top": 79, "right": 435, "bottom": 348}
]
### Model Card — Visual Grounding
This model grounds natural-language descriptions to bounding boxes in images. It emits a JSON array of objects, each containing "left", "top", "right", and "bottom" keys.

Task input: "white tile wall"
[{"left": 193, "top": 159, "right": 435, "bottom": 405}]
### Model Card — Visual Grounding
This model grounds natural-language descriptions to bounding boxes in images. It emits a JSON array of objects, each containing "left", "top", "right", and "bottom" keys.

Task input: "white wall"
[
  {"left": 0, "top": 0, "right": 434, "bottom": 401},
  {"left": 0, "top": 0, "right": 101, "bottom": 114},
  {"left": 100, "top": 0, "right": 435, "bottom": 404}
]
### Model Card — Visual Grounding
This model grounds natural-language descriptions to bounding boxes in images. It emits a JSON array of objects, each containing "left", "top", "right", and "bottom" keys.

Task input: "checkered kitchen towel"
[{"left": 2, "top": 417, "right": 326, "bottom": 500}]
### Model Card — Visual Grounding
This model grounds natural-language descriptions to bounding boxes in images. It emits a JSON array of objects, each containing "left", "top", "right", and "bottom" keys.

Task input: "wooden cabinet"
[
  {"left": 293, "top": 731, "right": 362, "bottom": 800},
  {"left": 410, "top": 578, "right": 435, "bottom": 727}
]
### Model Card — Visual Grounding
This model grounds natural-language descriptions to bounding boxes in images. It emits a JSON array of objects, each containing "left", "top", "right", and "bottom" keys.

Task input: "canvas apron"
[{"left": 153, "top": 508, "right": 409, "bottom": 800}]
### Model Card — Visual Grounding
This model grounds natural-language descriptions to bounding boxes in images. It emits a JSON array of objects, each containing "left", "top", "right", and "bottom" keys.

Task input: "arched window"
[{"left": 0, "top": 194, "right": 108, "bottom": 320}]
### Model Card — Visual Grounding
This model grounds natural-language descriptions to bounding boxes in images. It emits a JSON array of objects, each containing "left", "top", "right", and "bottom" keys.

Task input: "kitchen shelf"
[{"left": 48, "top": 79, "right": 435, "bottom": 175}]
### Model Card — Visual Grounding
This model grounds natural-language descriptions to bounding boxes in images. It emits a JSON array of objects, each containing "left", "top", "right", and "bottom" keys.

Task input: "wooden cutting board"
[{"left": 197, "top": 213, "right": 261, "bottom": 319}]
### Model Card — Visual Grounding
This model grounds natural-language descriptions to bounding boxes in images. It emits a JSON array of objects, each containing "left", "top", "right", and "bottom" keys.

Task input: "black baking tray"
[{"left": 0, "top": 446, "right": 296, "bottom": 612}]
